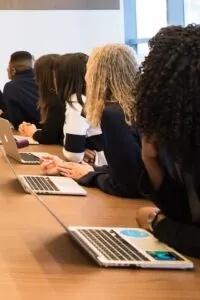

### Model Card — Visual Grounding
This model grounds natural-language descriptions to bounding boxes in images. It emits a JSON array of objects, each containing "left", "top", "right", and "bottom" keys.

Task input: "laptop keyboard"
[
  {"left": 78, "top": 229, "right": 150, "bottom": 261},
  {"left": 20, "top": 153, "right": 40, "bottom": 163},
  {"left": 24, "top": 176, "right": 59, "bottom": 192}
]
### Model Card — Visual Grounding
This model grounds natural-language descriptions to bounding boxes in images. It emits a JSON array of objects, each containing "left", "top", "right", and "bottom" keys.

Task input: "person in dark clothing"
[
  {"left": 41, "top": 44, "right": 146, "bottom": 198},
  {"left": 0, "top": 90, "right": 8, "bottom": 119},
  {"left": 1, "top": 51, "right": 40, "bottom": 129},
  {"left": 19, "top": 54, "right": 65, "bottom": 145},
  {"left": 136, "top": 24, "right": 200, "bottom": 258},
  {"left": 0, "top": 90, "right": 6, "bottom": 111}
]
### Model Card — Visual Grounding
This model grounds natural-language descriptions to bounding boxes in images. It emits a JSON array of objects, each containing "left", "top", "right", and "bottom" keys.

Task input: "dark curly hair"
[{"left": 136, "top": 24, "right": 200, "bottom": 171}]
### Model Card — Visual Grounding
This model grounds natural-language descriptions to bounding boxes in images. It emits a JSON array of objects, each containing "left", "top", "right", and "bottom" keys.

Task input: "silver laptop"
[
  {"left": 0, "top": 118, "right": 46, "bottom": 164},
  {"left": 67, "top": 226, "right": 194, "bottom": 270},
  {"left": 0, "top": 148, "right": 87, "bottom": 196},
  {"left": 18, "top": 175, "right": 87, "bottom": 196}
]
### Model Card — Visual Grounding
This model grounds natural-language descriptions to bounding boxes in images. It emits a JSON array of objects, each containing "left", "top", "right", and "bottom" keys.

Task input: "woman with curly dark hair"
[{"left": 136, "top": 24, "right": 200, "bottom": 258}]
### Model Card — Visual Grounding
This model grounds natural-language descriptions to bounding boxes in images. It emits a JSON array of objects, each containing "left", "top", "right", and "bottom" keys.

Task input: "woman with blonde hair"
[{"left": 42, "top": 44, "right": 146, "bottom": 197}]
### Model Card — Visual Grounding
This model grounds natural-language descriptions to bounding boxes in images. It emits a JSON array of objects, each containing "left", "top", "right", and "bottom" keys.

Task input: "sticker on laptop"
[{"left": 120, "top": 229, "right": 150, "bottom": 238}]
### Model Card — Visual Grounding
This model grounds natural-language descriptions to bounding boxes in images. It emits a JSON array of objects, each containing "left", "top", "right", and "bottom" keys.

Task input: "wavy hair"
[
  {"left": 136, "top": 24, "right": 200, "bottom": 171},
  {"left": 85, "top": 44, "right": 138, "bottom": 127}
]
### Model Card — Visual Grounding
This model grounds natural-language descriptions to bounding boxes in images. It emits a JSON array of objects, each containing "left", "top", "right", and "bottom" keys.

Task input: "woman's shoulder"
[
  {"left": 65, "top": 94, "right": 85, "bottom": 112},
  {"left": 49, "top": 97, "right": 65, "bottom": 111},
  {"left": 102, "top": 102, "right": 124, "bottom": 121}
]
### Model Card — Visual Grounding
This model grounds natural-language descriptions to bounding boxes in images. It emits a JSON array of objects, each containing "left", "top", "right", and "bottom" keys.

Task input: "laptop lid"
[
  {"left": 0, "top": 118, "right": 21, "bottom": 161},
  {"left": 67, "top": 226, "right": 194, "bottom": 269}
]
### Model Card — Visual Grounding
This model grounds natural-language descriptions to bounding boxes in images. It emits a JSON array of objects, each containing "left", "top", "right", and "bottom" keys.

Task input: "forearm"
[
  {"left": 143, "top": 156, "right": 191, "bottom": 221},
  {"left": 142, "top": 156, "right": 164, "bottom": 190}
]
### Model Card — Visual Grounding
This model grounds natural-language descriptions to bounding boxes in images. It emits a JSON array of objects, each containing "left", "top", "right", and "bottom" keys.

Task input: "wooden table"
[{"left": 0, "top": 144, "right": 200, "bottom": 300}]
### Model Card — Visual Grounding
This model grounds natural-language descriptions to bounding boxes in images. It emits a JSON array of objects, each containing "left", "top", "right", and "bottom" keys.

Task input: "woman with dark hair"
[
  {"left": 41, "top": 53, "right": 106, "bottom": 165},
  {"left": 136, "top": 24, "right": 200, "bottom": 258},
  {"left": 19, "top": 54, "right": 65, "bottom": 145}
]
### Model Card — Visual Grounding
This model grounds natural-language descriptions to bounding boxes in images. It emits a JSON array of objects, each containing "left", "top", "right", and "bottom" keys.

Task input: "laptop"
[
  {"left": 18, "top": 175, "right": 87, "bottom": 196},
  {"left": 67, "top": 226, "right": 194, "bottom": 270},
  {"left": 0, "top": 118, "right": 46, "bottom": 164},
  {"left": 0, "top": 146, "right": 87, "bottom": 196}
]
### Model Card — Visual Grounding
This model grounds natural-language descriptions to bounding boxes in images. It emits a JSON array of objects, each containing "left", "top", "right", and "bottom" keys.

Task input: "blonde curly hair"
[{"left": 85, "top": 43, "right": 138, "bottom": 127}]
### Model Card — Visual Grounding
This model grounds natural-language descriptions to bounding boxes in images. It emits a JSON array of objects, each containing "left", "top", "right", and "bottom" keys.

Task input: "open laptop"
[
  {"left": 0, "top": 118, "right": 46, "bottom": 164},
  {"left": 67, "top": 226, "right": 194, "bottom": 270},
  {"left": 0, "top": 145, "right": 87, "bottom": 196},
  {"left": 18, "top": 175, "right": 87, "bottom": 196}
]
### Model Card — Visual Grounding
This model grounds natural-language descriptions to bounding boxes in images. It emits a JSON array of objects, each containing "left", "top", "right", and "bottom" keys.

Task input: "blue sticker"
[{"left": 120, "top": 229, "right": 150, "bottom": 238}]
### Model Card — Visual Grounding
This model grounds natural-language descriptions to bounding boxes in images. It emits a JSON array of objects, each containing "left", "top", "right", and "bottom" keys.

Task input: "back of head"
[
  {"left": 136, "top": 24, "right": 200, "bottom": 169},
  {"left": 34, "top": 54, "right": 60, "bottom": 123},
  {"left": 9, "top": 51, "right": 34, "bottom": 75},
  {"left": 55, "top": 52, "right": 88, "bottom": 106},
  {"left": 85, "top": 43, "right": 138, "bottom": 127}
]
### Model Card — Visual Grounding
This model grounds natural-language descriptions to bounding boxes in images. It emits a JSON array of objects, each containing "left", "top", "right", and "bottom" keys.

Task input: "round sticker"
[{"left": 120, "top": 229, "right": 150, "bottom": 238}]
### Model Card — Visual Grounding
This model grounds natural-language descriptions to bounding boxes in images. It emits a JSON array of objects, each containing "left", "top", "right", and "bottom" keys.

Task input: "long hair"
[
  {"left": 55, "top": 53, "right": 88, "bottom": 106},
  {"left": 34, "top": 54, "right": 60, "bottom": 123},
  {"left": 85, "top": 44, "right": 138, "bottom": 127},
  {"left": 136, "top": 24, "right": 200, "bottom": 172}
]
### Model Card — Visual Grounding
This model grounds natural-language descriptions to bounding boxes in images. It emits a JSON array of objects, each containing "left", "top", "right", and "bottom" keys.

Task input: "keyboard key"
[
  {"left": 24, "top": 176, "right": 59, "bottom": 192},
  {"left": 78, "top": 229, "right": 150, "bottom": 262}
]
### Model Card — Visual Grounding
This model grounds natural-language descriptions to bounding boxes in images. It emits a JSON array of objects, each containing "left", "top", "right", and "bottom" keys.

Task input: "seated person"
[
  {"left": 136, "top": 24, "right": 200, "bottom": 258},
  {"left": 19, "top": 54, "right": 65, "bottom": 145},
  {"left": 42, "top": 53, "right": 106, "bottom": 165},
  {"left": 41, "top": 44, "right": 147, "bottom": 198},
  {"left": 0, "top": 90, "right": 6, "bottom": 114},
  {"left": 2, "top": 51, "right": 40, "bottom": 129}
]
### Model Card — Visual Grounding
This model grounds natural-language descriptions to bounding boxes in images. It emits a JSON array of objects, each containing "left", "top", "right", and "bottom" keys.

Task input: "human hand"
[
  {"left": 40, "top": 155, "right": 63, "bottom": 176},
  {"left": 83, "top": 149, "right": 96, "bottom": 164},
  {"left": 19, "top": 122, "right": 37, "bottom": 137},
  {"left": 57, "top": 161, "right": 94, "bottom": 180},
  {"left": 136, "top": 207, "right": 165, "bottom": 231}
]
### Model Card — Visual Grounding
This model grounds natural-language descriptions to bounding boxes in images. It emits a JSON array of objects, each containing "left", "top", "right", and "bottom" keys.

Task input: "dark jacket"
[
  {"left": 78, "top": 103, "right": 146, "bottom": 198},
  {"left": 150, "top": 154, "right": 200, "bottom": 258},
  {"left": 2, "top": 69, "right": 40, "bottom": 129},
  {"left": 33, "top": 95, "right": 65, "bottom": 145}
]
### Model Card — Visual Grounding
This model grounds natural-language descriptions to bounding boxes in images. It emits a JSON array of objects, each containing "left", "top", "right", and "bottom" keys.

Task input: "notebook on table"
[
  {"left": 0, "top": 118, "right": 46, "bottom": 164},
  {"left": 67, "top": 226, "right": 194, "bottom": 270}
]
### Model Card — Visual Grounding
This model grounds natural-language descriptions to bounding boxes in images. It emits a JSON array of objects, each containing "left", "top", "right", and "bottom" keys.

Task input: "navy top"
[
  {"left": 2, "top": 69, "right": 40, "bottom": 129},
  {"left": 78, "top": 103, "right": 146, "bottom": 198},
  {"left": 33, "top": 94, "right": 65, "bottom": 145}
]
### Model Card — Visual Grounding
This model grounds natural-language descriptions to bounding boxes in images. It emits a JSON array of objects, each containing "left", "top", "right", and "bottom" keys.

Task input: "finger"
[
  {"left": 86, "top": 154, "right": 94, "bottom": 160},
  {"left": 81, "top": 161, "right": 88, "bottom": 165},
  {"left": 57, "top": 163, "right": 75, "bottom": 169},
  {"left": 40, "top": 155, "right": 54, "bottom": 161},
  {"left": 57, "top": 166, "right": 72, "bottom": 173},
  {"left": 60, "top": 171, "right": 72, "bottom": 177},
  {"left": 40, "top": 157, "right": 54, "bottom": 163},
  {"left": 41, "top": 161, "right": 55, "bottom": 169}
]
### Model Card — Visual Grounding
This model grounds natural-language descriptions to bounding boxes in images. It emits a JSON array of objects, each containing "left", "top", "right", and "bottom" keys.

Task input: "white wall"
[{"left": 0, "top": 8, "right": 124, "bottom": 88}]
